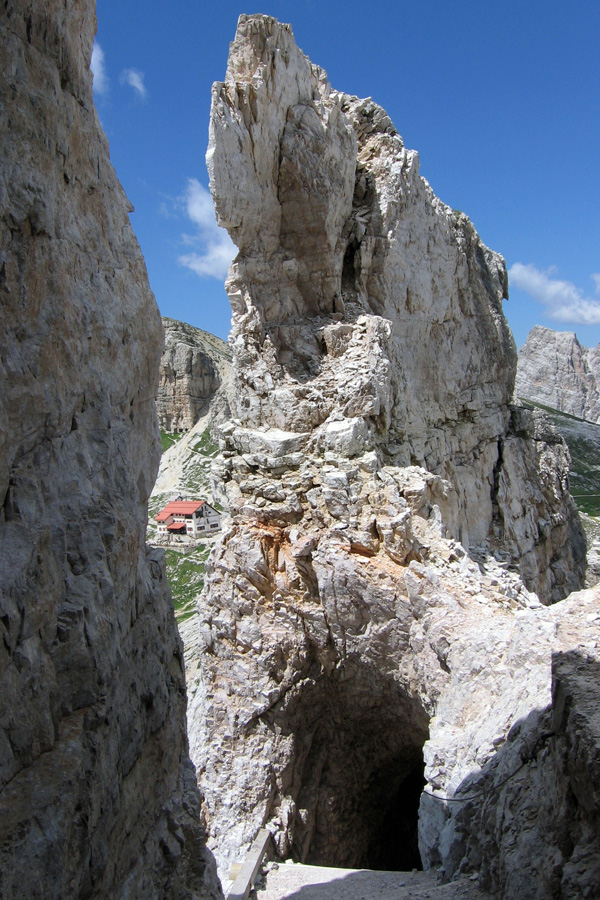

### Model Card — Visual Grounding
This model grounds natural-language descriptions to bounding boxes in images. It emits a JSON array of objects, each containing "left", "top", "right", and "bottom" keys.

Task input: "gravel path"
[{"left": 252, "top": 863, "right": 491, "bottom": 900}]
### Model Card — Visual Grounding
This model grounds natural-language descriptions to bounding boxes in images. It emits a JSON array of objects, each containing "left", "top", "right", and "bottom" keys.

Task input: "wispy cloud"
[
  {"left": 178, "top": 179, "right": 236, "bottom": 280},
  {"left": 91, "top": 42, "right": 109, "bottom": 96},
  {"left": 508, "top": 263, "right": 600, "bottom": 325},
  {"left": 120, "top": 68, "right": 147, "bottom": 100}
]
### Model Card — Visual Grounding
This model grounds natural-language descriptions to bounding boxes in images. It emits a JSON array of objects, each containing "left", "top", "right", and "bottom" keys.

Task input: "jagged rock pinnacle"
[{"left": 188, "top": 15, "right": 596, "bottom": 899}]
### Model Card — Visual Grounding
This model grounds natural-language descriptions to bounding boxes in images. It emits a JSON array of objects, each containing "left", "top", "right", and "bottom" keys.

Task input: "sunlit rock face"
[
  {"left": 157, "top": 318, "right": 231, "bottom": 433},
  {"left": 516, "top": 324, "right": 600, "bottom": 423},
  {"left": 206, "top": 15, "right": 584, "bottom": 599},
  {"left": 188, "top": 15, "right": 594, "bottom": 894},
  {"left": 0, "top": 3, "right": 220, "bottom": 898},
  {"left": 431, "top": 636, "right": 600, "bottom": 900}
]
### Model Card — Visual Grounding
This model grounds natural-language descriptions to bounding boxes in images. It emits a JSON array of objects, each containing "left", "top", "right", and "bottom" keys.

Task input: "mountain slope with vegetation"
[
  {"left": 522, "top": 402, "right": 600, "bottom": 584},
  {"left": 148, "top": 416, "right": 224, "bottom": 622},
  {"left": 525, "top": 402, "right": 600, "bottom": 518}
]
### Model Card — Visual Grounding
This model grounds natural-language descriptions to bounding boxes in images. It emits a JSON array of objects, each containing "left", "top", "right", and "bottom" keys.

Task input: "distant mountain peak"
[
  {"left": 157, "top": 317, "right": 231, "bottom": 433},
  {"left": 516, "top": 325, "right": 600, "bottom": 423}
]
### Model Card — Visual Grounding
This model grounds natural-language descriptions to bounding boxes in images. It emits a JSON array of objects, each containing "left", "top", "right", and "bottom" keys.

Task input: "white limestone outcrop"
[
  {"left": 0, "top": 5, "right": 220, "bottom": 898},
  {"left": 206, "top": 15, "right": 584, "bottom": 601},
  {"left": 191, "top": 475, "right": 599, "bottom": 897},
  {"left": 187, "top": 15, "right": 595, "bottom": 899},
  {"left": 515, "top": 324, "right": 600, "bottom": 422}
]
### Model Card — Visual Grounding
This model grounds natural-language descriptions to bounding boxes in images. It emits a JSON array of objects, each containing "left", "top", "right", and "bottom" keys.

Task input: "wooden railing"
[{"left": 226, "top": 829, "right": 273, "bottom": 900}]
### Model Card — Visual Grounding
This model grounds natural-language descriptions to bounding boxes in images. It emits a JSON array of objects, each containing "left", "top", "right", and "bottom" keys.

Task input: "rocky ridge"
[
  {"left": 0, "top": 5, "right": 219, "bottom": 898},
  {"left": 157, "top": 317, "right": 231, "bottom": 434},
  {"left": 152, "top": 318, "right": 231, "bottom": 509},
  {"left": 206, "top": 16, "right": 584, "bottom": 603},
  {"left": 188, "top": 15, "right": 595, "bottom": 899},
  {"left": 515, "top": 325, "right": 600, "bottom": 423}
]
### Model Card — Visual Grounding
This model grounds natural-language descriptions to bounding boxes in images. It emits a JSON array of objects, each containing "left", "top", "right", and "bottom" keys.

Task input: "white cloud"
[
  {"left": 508, "top": 263, "right": 600, "bottom": 326},
  {"left": 593, "top": 273, "right": 600, "bottom": 295},
  {"left": 91, "top": 42, "right": 108, "bottom": 96},
  {"left": 120, "top": 68, "right": 147, "bottom": 100},
  {"left": 178, "top": 179, "right": 236, "bottom": 280}
]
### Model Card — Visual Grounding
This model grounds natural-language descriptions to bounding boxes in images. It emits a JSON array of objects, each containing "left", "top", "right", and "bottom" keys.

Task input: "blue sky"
[{"left": 93, "top": 0, "right": 599, "bottom": 350}]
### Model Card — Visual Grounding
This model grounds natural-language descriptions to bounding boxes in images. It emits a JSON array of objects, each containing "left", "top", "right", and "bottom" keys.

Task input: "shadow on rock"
[{"left": 421, "top": 650, "right": 600, "bottom": 900}]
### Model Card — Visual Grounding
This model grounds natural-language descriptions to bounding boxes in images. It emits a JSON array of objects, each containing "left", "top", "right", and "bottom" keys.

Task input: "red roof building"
[
  {"left": 155, "top": 500, "right": 205, "bottom": 522},
  {"left": 154, "top": 498, "right": 221, "bottom": 541}
]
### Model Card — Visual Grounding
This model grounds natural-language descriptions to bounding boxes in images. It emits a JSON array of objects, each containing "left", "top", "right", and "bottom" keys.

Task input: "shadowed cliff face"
[
  {"left": 0, "top": 3, "right": 220, "bottom": 898},
  {"left": 428, "top": 649, "right": 600, "bottom": 900},
  {"left": 187, "top": 14, "right": 591, "bottom": 893}
]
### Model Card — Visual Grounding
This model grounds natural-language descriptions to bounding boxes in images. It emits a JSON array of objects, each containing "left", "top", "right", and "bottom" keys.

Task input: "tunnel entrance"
[
  {"left": 342, "top": 240, "right": 359, "bottom": 293},
  {"left": 270, "top": 660, "right": 430, "bottom": 873},
  {"left": 365, "top": 757, "right": 426, "bottom": 871}
]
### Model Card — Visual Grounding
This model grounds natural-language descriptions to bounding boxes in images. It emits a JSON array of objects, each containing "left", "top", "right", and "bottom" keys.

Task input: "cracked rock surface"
[
  {"left": 515, "top": 324, "right": 600, "bottom": 423},
  {"left": 187, "top": 15, "right": 597, "bottom": 899},
  {"left": 206, "top": 15, "right": 584, "bottom": 603},
  {"left": 157, "top": 318, "right": 232, "bottom": 434},
  {"left": 0, "top": 3, "right": 220, "bottom": 898}
]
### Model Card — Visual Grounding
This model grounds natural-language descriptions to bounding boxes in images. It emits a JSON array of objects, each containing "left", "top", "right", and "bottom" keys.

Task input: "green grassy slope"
[
  {"left": 149, "top": 425, "right": 222, "bottom": 622},
  {"left": 160, "top": 429, "right": 183, "bottom": 454},
  {"left": 164, "top": 546, "right": 211, "bottom": 622},
  {"left": 527, "top": 402, "right": 600, "bottom": 517}
]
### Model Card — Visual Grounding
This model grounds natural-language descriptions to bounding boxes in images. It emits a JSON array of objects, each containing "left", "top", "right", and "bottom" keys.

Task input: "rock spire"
[
  {"left": 207, "top": 13, "right": 583, "bottom": 601},
  {"left": 188, "top": 15, "right": 594, "bottom": 898}
]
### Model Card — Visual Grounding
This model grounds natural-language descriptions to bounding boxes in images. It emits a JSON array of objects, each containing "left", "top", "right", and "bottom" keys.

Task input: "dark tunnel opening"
[
  {"left": 365, "top": 757, "right": 426, "bottom": 871},
  {"left": 342, "top": 240, "right": 358, "bottom": 293},
  {"left": 273, "top": 663, "right": 430, "bottom": 874}
]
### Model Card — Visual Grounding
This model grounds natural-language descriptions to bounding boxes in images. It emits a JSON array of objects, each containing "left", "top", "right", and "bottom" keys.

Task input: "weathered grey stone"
[
  {"left": 422, "top": 597, "right": 600, "bottom": 900},
  {"left": 206, "top": 14, "right": 584, "bottom": 600},
  {"left": 187, "top": 14, "right": 593, "bottom": 899},
  {"left": 515, "top": 324, "right": 600, "bottom": 422},
  {"left": 231, "top": 428, "right": 310, "bottom": 457},
  {"left": 0, "top": 4, "right": 220, "bottom": 898},
  {"left": 157, "top": 318, "right": 231, "bottom": 433}
]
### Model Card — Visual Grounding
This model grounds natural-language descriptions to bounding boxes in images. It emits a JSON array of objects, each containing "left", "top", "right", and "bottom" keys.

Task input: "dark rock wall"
[{"left": 0, "top": 3, "right": 219, "bottom": 898}]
